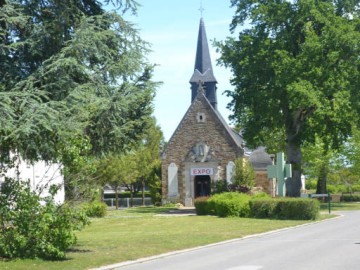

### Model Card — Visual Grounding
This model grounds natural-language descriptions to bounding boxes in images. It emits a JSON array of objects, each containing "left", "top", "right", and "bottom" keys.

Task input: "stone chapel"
[{"left": 161, "top": 18, "right": 273, "bottom": 206}]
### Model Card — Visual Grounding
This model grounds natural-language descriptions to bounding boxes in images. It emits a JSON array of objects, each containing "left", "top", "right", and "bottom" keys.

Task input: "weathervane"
[{"left": 199, "top": 1, "right": 205, "bottom": 17}]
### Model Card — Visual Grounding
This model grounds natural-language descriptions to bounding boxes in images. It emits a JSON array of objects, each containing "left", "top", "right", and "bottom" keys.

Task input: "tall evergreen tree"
[
  {"left": 0, "top": 0, "right": 158, "bottom": 165},
  {"left": 217, "top": 0, "right": 360, "bottom": 196}
]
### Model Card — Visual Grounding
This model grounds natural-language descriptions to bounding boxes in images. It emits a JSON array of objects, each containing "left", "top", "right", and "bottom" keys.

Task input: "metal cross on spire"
[{"left": 199, "top": 1, "right": 205, "bottom": 17}]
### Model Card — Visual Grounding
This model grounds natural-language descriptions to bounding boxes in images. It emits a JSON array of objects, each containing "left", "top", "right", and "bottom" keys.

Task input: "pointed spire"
[
  {"left": 191, "top": 18, "right": 216, "bottom": 81},
  {"left": 190, "top": 18, "right": 218, "bottom": 109}
]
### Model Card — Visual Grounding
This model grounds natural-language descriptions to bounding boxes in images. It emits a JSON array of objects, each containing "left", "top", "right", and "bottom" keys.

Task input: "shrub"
[
  {"left": 251, "top": 191, "right": 271, "bottom": 199},
  {"left": 206, "top": 197, "right": 217, "bottom": 215},
  {"left": 341, "top": 194, "right": 360, "bottom": 202},
  {"left": 215, "top": 199, "right": 242, "bottom": 217},
  {"left": 148, "top": 166, "right": 162, "bottom": 206},
  {"left": 208, "top": 192, "right": 251, "bottom": 217},
  {"left": 162, "top": 202, "right": 177, "bottom": 207},
  {"left": 0, "top": 177, "right": 89, "bottom": 260},
  {"left": 211, "top": 180, "right": 228, "bottom": 194},
  {"left": 81, "top": 201, "right": 107, "bottom": 218},
  {"left": 249, "top": 198, "right": 278, "bottom": 218},
  {"left": 194, "top": 196, "right": 210, "bottom": 215},
  {"left": 249, "top": 198, "right": 320, "bottom": 220},
  {"left": 276, "top": 198, "right": 319, "bottom": 220},
  {"left": 227, "top": 184, "right": 251, "bottom": 193}
]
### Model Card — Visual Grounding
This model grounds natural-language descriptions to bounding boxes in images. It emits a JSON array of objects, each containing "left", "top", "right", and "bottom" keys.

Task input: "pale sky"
[{"left": 121, "top": 1, "right": 237, "bottom": 141}]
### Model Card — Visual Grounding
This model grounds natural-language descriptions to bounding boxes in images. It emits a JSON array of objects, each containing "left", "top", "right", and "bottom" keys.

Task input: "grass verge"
[
  {"left": 321, "top": 201, "right": 360, "bottom": 211},
  {"left": 0, "top": 206, "right": 336, "bottom": 270}
]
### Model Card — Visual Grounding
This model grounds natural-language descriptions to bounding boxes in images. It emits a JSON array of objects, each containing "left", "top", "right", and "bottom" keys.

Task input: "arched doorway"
[{"left": 194, "top": 175, "right": 211, "bottom": 197}]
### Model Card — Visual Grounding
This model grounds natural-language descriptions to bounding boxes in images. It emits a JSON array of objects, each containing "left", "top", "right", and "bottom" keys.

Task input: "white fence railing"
[{"left": 103, "top": 197, "right": 152, "bottom": 208}]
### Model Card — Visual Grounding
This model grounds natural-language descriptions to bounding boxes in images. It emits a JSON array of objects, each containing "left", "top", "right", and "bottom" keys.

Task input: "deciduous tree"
[
  {"left": 93, "top": 152, "right": 138, "bottom": 209},
  {"left": 133, "top": 119, "right": 163, "bottom": 206},
  {"left": 217, "top": 0, "right": 360, "bottom": 196},
  {"left": 345, "top": 128, "right": 360, "bottom": 177}
]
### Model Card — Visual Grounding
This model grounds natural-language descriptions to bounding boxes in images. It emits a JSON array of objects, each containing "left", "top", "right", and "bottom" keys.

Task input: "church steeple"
[{"left": 190, "top": 18, "right": 218, "bottom": 110}]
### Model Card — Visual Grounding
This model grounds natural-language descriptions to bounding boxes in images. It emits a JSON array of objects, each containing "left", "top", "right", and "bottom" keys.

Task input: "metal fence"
[{"left": 103, "top": 197, "right": 152, "bottom": 208}]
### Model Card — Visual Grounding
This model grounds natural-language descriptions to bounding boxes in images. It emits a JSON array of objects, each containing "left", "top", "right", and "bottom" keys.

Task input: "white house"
[{"left": 0, "top": 156, "right": 65, "bottom": 204}]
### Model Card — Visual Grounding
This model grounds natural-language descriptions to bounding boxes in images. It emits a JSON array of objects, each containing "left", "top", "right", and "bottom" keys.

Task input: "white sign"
[{"left": 191, "top": 168, "right": 213, "bottom": 175}]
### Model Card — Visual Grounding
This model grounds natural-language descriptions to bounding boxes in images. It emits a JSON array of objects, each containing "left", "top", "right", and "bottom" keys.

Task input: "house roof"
[{"left": 249, "top": 147, "right": 273, "bottom": 170}]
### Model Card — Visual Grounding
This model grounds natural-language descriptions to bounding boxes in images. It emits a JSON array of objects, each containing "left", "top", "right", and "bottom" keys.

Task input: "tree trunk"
[
  {"left": 316, "top": 163, "right": 328, "bottom": 194},
  {"left": 115, "top": 184, "right": 119, "bottom": 210},
  {"left": 286, "top": 133, "right": 302, "bottom": 197},
  {"left": 141, "top": 178, "right": 145, "bottom": 206},
  {"left": 316, "top": 144, "right": 330, "bottom": 194},
  {"left": 130, "top": 184, "right": 134, "bottom": 207},
  {"left": 100, "top": 186, "right": 104, "bottom": 202}
]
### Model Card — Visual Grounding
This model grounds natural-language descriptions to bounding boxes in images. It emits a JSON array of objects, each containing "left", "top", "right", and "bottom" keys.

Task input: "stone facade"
[{"left": 161, "top": 90, "right": 244, "bottom": 206}]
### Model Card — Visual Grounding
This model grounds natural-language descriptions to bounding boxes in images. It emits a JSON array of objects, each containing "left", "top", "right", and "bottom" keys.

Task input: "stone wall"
[
  {"left": 254, "top": 170, "right": 274, "bottom": 196},
  {"left": 162, "top": 94, "right": 243, "bottom": 205}
]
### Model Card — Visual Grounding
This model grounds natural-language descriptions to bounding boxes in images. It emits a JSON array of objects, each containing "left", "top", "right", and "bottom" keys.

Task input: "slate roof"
[
  {"left": 189, "top": 18, "right": 217, "bottom": 83},
  {"left": 210, "top": 100, "right": 245, "bottom": 149},
  {"left": 249, "top": 147, "right": 273, "bottom": 170}
]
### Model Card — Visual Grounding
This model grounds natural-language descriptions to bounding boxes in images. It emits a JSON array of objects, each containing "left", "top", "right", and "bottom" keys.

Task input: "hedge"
[
  {"left": 248, "top": 198, "right": 278, "bottom": 219},
  {"left": 341, "top": 194, "right": 360, "bottom": 202},
  {"left": 194, "top": 196, "right": 209, "bottom": 215},
  {"left": 194, "top": 192, "right": 252, "bottom": 217},
  {"left": 249, "top": 198, "right": 320, "bottom": 220},
  {"left": 194, "top": 193, "right": 319, "bottom": 220}
]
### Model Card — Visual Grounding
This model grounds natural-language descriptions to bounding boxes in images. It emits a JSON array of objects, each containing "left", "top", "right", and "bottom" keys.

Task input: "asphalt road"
[{"left": 98, "top": 211, "right": 360, "bottom": 270}]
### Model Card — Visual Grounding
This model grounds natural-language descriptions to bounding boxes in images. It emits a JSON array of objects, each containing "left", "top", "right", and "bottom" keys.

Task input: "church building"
[
  {"left": 161, "top": 17, "right": 273, "bottom": 206},
  {"left": 161, "top": 17, "right": 245, "bottom": 206}
]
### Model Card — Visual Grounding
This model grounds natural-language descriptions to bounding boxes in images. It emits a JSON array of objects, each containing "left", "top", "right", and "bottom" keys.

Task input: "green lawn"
[
  {"left": 321, "top": 201, "right": 360, "bottom": 211},
  {"left": 0, "top": 206, "right": 341, "bottom": 270}
]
